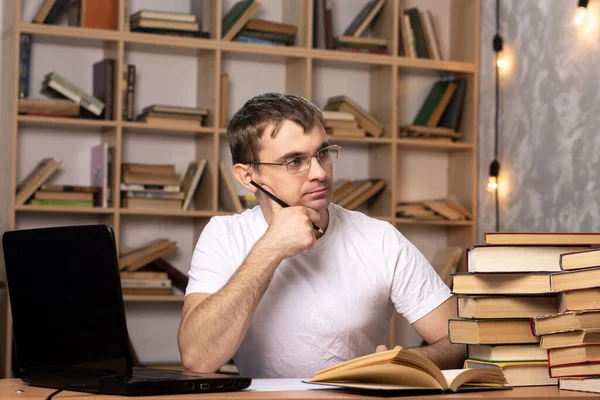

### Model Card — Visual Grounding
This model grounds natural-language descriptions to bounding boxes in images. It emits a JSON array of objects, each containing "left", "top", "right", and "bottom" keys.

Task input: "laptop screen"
[{"left": 2, "top": 225, "right": 133, "bottom": 380}]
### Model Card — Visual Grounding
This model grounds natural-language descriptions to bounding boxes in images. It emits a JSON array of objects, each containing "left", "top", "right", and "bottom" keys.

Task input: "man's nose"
[{"left": 307, "top": 156, "right": 327, "bottom": 180}]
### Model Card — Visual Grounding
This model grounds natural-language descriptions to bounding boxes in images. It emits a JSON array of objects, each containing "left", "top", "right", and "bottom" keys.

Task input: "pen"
[{"left": 249, "top": 180, "right": 324, "bottom": 234}]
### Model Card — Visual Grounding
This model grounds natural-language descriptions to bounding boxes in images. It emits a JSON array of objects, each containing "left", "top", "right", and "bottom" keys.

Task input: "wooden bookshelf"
[{"left": 0, "top": 0, "right": 480, "bottom": 377}]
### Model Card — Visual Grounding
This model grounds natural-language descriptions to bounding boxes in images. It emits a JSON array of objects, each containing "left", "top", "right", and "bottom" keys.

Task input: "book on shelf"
[
  {"left": 245, "top": 19, "right": 297, "bottom": 35},
  {"left": 334, "top": 36, "right": 388, "bottom": 51},
  {"left": 29, "top": 199, "right": 93, "bottom": 207},
  {"left": 40, "top": 184, "right": 98, "bottom": 193},
  {"left": 131, "top": 10, "right": 197, "bottom": 23},
  {"left": 484, "top": 232, "right": 600, "bottom": 246},
  {"left": 120, "top": 271, "right": 168, "bottom": 280},
  {"left": 33, "top": 0, "right": 71, "bottom": 24},
  {"left": 395, "top": 198, "right": 471, "bottom": 221},
  {"left": 18, "top": 98, "right": 80, "bottom": 117},
  {"left": 335, "top": 180, "right": 373, "bottom": 208},
  {"left": 464, "top": 360, "right": 556, "bottom": 387},
  {"left": 218, "top": 161, "right": 244, "bottom": 213},
  {"left": 467, "top": 344, "right": 548, "bottom": 363},
  {"left": 122, "top": 163, "right": 175, "bottom": 175},
  {"left": 19, "top": 34, "right": 32, "bottom": 99},
  {"left": 404, "top": 8, "right": 431, "bottom": 59},
  {"left": 118, "top": 239, "right": 177, "bottom": 272},
  {"left": 93, "top": 59, "right": 115, "bottom": 120},
  {"left": 448, "top": 318, "right": 539, "bottom": 345},
  {"left": 222, "top": 0, "right": 262, "bottom": 41},
  {"left": 457, "top": 296, "right": 558, "bottom": 319},
  {"left": 121, "top": 287, "right": 172, "bottom": 296},
  {"left": 466, "top": 245, "right": 587, "bottom": 273},
  {"left": 146, "top": 258, "right": 189, "bottom": 292},
  {"left": 80, "top": 0, "right": 118, "bottom": 30},
  {"left": 325, "top": 96, "right": 383, "bottom": 137},
  {"left": 121, "top": 277, "right": 172, "bottom": 289},
  {"left": 451, "top": 272, "right": 552, "bottom": 295},
  {"left": 541, "top": 329, "right": 600, "bottom": 349},
  {"left": 43, "top": 72, "right": 105, "bottom": 117},
  {"left": 34, "top": 190, "right": 94, "bottom": 202},
  {"left": 340, "top": 0, "right": 384, "bottom": 38},
  {"left": 420, "top": 10, "right": 442, "bottom": 60},
  {"left": 342, "top": 180, "right": 386, "bottom": 211},
  {"left": 180, "top": 160, "right": 208, "bottom": 211},
  {"left": 439, "top": 78, "right": 467, "bottom": 131},
  {"left": 306, "top": 348, "right": 507, "bottom": 393},
  {"left": 124, "top": 191, "right": 184, "bottom": 201},
  {"left": 130, "top": 27, "right": 210, "bottom": 38},
  {"left": 123, "top": 64, "right": 136, "bottom": 121},
  {"left": 122, "top": 171, "right": 180, "bottom": 186},
  {"left": 15, "top": 157, "right": 60, "bottom": 205},
  {"left": 121, "top": 197, "right": 183, "bottom": 210},
  {"left": 313, "top": 0, "right": 334, "bottom": 49},
  {"left": 91, "top": 143, "right": 112, "bottom": 208},
  {"left": 326, "top": 127, "right": 365, "bottom": 138},
  {"left": 399, "top": 125, "right": 461, "bottom": 140},
  {"left": 120, "top": 182, "right": 180, "bottom": 193}
]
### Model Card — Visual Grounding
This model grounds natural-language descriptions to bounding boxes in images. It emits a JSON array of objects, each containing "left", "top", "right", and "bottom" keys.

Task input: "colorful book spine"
[{"left": 18, "top": 34, "right": 32, "bottom": 98}]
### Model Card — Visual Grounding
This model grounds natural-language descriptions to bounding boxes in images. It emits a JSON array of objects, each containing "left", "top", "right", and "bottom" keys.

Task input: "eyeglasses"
[{"left": 248, "top": 145, "right": 341, "bottom": 174}]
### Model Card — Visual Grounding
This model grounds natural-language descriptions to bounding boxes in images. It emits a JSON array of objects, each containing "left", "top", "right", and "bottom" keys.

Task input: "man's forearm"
[
  {"left": 179, "top": 239, "right": 282, "bottom": 372},
  {"left": 409, "top": 337, "right": 465, "bottom": 370}
]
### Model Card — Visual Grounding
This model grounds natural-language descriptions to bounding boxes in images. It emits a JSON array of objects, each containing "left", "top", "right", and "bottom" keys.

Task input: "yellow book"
[
  {"left": 306, "top": 348, "right": 507, "bottom": 393},
  {"left": 464, "top": 359, "right": 556, "bottom": 387}
]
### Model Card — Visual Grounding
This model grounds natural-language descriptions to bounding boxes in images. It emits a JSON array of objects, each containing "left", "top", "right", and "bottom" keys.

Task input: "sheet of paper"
[{"left": 247, "top": 379, "right": 337, "bottom": 392}]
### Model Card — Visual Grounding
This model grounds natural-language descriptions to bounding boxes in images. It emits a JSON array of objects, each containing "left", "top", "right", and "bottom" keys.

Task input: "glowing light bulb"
[
  {"left": 487, "top": 176, "right": 498, "bottom": 191},
  {"left": 496, "top": 53, "right": 508, "bottom": 69},
  {"left": 575, "top": 6, "right": 587, "bottom": 25}
]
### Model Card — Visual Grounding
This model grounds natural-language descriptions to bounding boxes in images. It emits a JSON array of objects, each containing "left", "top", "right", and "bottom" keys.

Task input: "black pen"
[{"left": 250, "top": 180, "right": 324, "bottom": 234}]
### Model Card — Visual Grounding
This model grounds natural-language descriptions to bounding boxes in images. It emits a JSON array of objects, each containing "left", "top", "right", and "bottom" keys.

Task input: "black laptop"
[{"left": 1, "top": 224, "right": 251, "bottom": 395}]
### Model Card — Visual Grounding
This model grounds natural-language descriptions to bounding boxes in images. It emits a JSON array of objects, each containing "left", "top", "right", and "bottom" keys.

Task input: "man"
[{"left": 178, "top": 92, "right": 465, "bottom": 378}]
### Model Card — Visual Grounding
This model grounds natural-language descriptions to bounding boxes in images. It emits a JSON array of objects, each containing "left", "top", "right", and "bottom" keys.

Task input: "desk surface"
[{"left": 0, "top": 379, "right": 599, "bottom": 399}]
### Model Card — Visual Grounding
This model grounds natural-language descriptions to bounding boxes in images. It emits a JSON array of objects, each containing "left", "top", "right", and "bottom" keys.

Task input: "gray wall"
[{"left": 478, "top": 0, "right": 600, "bottom": 239}]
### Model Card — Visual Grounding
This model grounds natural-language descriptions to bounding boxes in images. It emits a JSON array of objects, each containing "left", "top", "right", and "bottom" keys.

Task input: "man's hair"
[{"left": 227, "top": 92, "right": 324, "bottom": 165}]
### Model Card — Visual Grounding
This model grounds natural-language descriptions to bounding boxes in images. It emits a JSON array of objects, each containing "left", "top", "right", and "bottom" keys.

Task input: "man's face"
[{"left": 256, "top": 120, "right": 333, "bottom": 212}]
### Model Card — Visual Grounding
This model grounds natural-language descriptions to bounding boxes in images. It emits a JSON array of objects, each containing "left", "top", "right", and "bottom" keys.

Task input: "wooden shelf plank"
[
  {"left": 17, "top": 115, "right": 117, "bottom": 129},
  {"left": 123, "top": 295, "right": 184, "bottom": 302},
  {"left": 394, "top": 218, "right": 474, "bottom": 226},
  {"left": 396, "top": 138, "right": 474, "bottom": 151},
  {"left": 311, "top": 48, "right": 394, "bottom": 66},
  {"left": 396, "top": 56, "right": 477, "bottom": 73},
  {"left": 17, "top": 22, "right": 120, "bottom": 41},
  {"left": 121, "top": 121, "right": 214, "bottom": 135},
  {"left": 15, "top": 205, "right": 115, "bottom": 214},
  {"left": 119, "top": 208, "right": 215, "bottom": 218}
]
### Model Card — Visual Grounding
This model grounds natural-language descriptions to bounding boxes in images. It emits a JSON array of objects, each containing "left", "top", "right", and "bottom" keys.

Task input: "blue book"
[{"left": 19, "top": 34, "right": 31, "bottom": 98}]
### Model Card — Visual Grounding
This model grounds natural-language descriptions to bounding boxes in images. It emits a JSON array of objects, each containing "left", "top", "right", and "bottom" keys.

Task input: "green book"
[
  {"left": 222, "top": 0, "right": 254, "bottom": 38},
  {"left": 30, "top": 199, "right": 94, "bottom": 207},
  {"left": 412, "top": 80, "right": 449, "bottom": 126}
]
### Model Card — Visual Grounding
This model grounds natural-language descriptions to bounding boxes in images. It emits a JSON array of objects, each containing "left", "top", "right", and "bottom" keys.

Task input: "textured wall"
[{"left": 478, "top": 0, "right": 600, "bottom": 240}]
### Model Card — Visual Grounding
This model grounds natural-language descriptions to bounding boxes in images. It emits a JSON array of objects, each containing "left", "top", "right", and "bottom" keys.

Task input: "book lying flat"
[
  {"left": 485, "top": 232, "right": 600, "bottom": 246},
  {"left": 452, "top": 272, "right": 552, "bottom": 295},
  {"left": 541, "top": 329, "right": 600, "bottom": 349},
  {"left": 560, "top": 248, "right": 600, "bottom": 271},
  {"left": 532, "top": 310, "right": 600, "bottom": 336},
  {"left": 467, "top": 344, "right": 548, "bottom": 362},
  {"left": 464, "top": 360, "right": 556, "bottom": 387},
  {"left": 306, "top": 348, "right": 507, "bottom": 393},
  {"left": 560, "top": 377, "right": 600, "bottom": 393}
]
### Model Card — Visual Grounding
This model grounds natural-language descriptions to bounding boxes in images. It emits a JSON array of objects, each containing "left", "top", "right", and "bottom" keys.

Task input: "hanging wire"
[{"left": 493, "top": 0, "right": 501, "bottom": 232}]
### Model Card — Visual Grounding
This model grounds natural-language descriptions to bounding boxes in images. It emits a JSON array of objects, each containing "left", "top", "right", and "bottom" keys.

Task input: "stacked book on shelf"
[
  {"left": 399, "top": 7, "right": 443, "bottom": 60},
  {"left": 450, "top": 231, "right": 600, "bottom": 388},
  {"left": 130, "top": 9, "right": 210, "bottom": 38},
  {"left": 333, "top": 0, "right": 388, "bottom": 54},
  {"left": 237, "top": 19, "right": 297, "bottom": 46},
  {"left": 322, "top": 110, "right": 364, "bottom": 138},
  {"left": 400, "top": 78, "right": 467, "bottom": 141},
  {"left": 332, "top": 179, "right": 386, "bottom": 211},
  {"left": 136, "top": 104, "right": 208, "bottom": 129},
  {"left": 395, "top": 198, "right": 471, "bottom": 222},
  {"left": 119, "top": 239, "right": 177, "bottom": 295},
  {"left": 42, "top": 71, "right": 105, "bottom": 118},
  {"left": 530, "top": 246, "right": 600, "bottom": 394},
  {"left": 18, "top": 98, "right": 80, "bottom": 118},
  {"left": 120, "top": 271, "right": 172, "bottom": 296},
  {"left": 121, "top": 160, "right": 207, "bottom": 211},
  {"left": 325, "top": 96, "right": 384, "bottom": 138},
  {"left": 29, "top": 184, "right": 97, "bottom": 208}
]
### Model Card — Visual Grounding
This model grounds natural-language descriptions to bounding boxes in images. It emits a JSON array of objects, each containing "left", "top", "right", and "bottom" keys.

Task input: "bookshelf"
[{"left": 0, "top": 0, "right": 479, "bottom": 377}]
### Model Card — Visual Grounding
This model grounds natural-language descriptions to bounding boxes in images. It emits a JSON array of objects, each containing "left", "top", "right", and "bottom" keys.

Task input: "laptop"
[{"left": 1, "top": 224, "right": 251, "bottom": 395}]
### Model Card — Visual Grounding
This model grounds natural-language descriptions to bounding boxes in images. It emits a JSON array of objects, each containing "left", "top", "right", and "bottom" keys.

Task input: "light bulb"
[
  {"left": 575, "top": 7, "right": 587, "bottom": 25},
  {"left": 496, "top": 53, "right": 508, "bottom": 69},
  {"left": 487, "top": 176, "right": 498, "bottom": 191}
]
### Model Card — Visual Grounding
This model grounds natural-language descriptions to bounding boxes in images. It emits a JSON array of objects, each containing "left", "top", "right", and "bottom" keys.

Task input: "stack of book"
[
  {"left": 121, "top": 163, "right": 183, "bottom": 210},
  {"left": 334, "top": 0, "right": 388, "bottom": 54},
  {"left": 530, "top": 247, "right": 600, "bottom": 393},
  {"left": 15, "top": 157, "right": 61, "bottom": 206},
  {"left": 321, "top": 110, "right": 364, "bottom": 138},
  {"left": 42, "top": 72, "right": 105, "bottom": 118},
  {"left": 130, "top": 10, "right": 209, "bottom": 38},
  {"left": 395, "top": 198, "right": 472, "bottom": 222},
  {"left": 120, "top": 271, "right": 172, "bottom": 296},
  {"left": 400, "top": 78, "right": 467, "bottom": 140},
  {"left": 325, "top": 96, "right": 384, "bottom": 137},
  {"left": 332, "top": 179, "right": 386, "bottom": 210},
  {"left": 29, "top": 184, "right": 97, "bottom": 208},
  {"left": 136, "top": 104, "right": 208, "bottom": 129},
  {"left": 237, "top": 19, "right": 297, "bottom": 46},
  {"left": 399, "top": 7, "right": 443, "bottom": 60},
  {"left": 450, "top": 231, "right": 600, "bottom": 387}
]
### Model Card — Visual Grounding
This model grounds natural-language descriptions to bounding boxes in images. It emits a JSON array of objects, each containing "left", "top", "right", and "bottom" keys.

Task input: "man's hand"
[{"left": 260, "top": 197, "right": 321, "bottom": 260}]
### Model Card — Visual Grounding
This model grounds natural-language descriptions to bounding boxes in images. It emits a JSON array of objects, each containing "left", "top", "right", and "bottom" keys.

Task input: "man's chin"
[{"left": 305, "top": 198, "right": 331, "bottom": 212}]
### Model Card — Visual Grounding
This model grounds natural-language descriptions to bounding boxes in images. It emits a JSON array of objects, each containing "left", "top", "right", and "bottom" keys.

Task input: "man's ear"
[{"left": 232, "top": 163, "right": 258, "bottom": 194}]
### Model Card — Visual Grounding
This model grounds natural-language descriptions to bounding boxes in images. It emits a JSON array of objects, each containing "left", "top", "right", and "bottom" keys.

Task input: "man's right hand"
[{"left": 260, "top": 197, "right": 321, "bottom": 260}]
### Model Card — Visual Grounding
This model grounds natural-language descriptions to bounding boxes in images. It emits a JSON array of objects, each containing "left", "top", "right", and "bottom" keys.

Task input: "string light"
[
  {"left": 489, "top": 0, "right": 503, "bottom": 232},
  {"left": 575, "top": 0, "right": 589, "bottom": 25}
]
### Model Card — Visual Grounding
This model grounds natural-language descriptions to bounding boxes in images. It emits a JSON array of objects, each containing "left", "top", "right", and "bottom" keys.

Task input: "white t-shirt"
[{"left": 186, "top": 203, "right": 451, "bottom": 378}]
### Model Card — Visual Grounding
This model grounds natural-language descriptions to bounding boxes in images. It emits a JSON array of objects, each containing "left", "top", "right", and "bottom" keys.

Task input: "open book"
[{"left": 306, "top": 348, "right": 508, "bottom": 393}]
